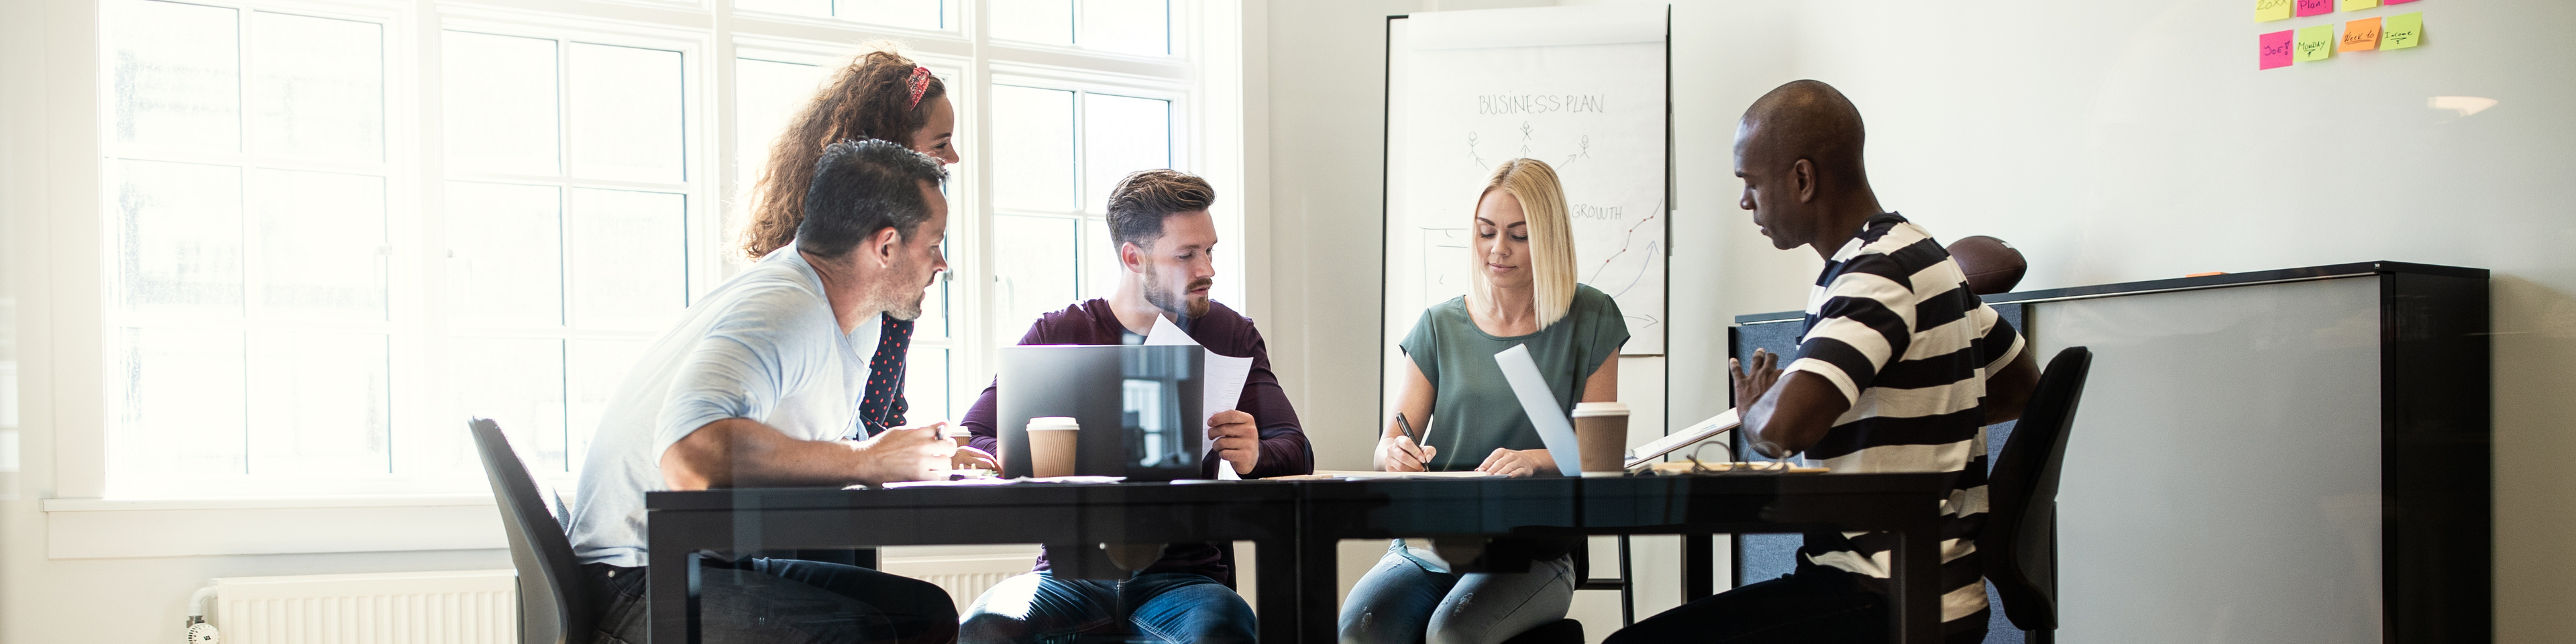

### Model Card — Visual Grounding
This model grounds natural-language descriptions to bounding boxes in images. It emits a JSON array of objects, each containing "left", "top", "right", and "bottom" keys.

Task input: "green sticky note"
[
  {"left": 2381, "top": 12, "right": 2424, "bottom": 50},
  {"left": 2340, "top": 0, "right": 2379, "bottom": 11},
  {"left": 2257, "top": 0, "right": 2294, "bottom": 22},
  {"left": 2296, "top": 25, "right": 2337, "bottom": 62}
]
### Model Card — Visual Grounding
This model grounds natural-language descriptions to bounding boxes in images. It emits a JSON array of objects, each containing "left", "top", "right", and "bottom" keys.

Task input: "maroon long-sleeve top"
[{"left": 961, "top": 299, "right": 1311, "bottom": 581}]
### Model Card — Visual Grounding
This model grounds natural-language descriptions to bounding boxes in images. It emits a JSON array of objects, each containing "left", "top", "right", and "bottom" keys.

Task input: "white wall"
[{"left": 1253, "top": 0, "right": 2576, "bottom": 641}]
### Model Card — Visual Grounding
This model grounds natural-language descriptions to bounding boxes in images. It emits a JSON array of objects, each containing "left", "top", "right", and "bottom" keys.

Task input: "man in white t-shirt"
[{"left": 566, "top": 139, "right": 994, "bottom": 644}]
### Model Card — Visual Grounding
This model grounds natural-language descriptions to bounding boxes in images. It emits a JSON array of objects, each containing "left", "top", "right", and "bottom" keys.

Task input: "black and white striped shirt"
[{"left": 1782, "top": 213, "right": 2025, "bottom": 631}]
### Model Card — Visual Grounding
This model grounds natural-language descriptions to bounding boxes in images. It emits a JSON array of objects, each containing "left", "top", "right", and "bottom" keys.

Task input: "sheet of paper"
[
  {"left": 1626, "top": 408, "right": 1741, "bottom": 468},
  {"left": 2295, "top": 0, "right": 2332, "bottom": 17},
  {"left": 2255, "top": 0, "right": 2294, "bottom": 22},
  {"left": 2338, "top": 0, "right": 2378, "bottom": 11},
  {"left": 1492, "top": 344, "right": 1587, "bottom": 476},
  {"left": 2295, "top": 25, "right": 2336, "bottom": 62},
  {"left": 1309, "top": 470, "right": 1501, "bottom": 479},
  {"left": 2381, "top": 12, "right": 2422, "bottom": 49},
  {"left": 2260, "top": 30, "right": 2296, "bottom": 69},
  {"left": 1146, "top": 315, "right": 1252, "bottom": 480},
  {"left": 2339, "top": 17, "right": 2382, "bottom": 52}
]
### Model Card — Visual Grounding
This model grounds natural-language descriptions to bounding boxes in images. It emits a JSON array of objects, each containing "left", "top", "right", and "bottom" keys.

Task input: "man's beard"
[
  {"left": 1142, "top": 264, "right": 1212, "bottom": 319},
  {"left": 875, "top": 269, "right": 934, "bottom": 321}
]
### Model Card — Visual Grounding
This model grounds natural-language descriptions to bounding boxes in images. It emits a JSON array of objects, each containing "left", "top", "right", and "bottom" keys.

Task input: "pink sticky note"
[
  {"left": 2296, "top": 0, "right": 2334, "bottom": 16},
  {"left": 2259, "top": 30, "right": 2296, "bottom": 69}
]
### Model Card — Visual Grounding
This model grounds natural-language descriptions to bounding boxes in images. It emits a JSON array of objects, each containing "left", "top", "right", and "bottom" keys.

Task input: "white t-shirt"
[{"left": 566, "top": 248, "right": 878, "bottom": 568}]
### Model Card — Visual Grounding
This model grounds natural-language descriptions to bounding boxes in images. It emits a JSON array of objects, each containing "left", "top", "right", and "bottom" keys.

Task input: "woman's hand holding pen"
[{"left": 1377, "top": 435, "right": 1438, "bottom": 472}]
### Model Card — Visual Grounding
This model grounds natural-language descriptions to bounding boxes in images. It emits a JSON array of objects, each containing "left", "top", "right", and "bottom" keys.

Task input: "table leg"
[
  {"left": 1256, "top": 538, "right": 1300, "bottom": 644},
  {"left": 1295, "top": 534, "right": 1341, "bottom": 644},
  {"left": 648, "top": 547, "right": 698, "bottom": 644},
  {"left": 1889, "top": 523, "right": 1941, "bottom": 644},
  {"left": 1683, "top": 533, "right": 1715, "bottom": 602}
]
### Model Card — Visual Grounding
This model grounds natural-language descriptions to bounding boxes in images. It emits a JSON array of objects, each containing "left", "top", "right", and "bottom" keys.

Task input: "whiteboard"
[{"left": 1382, "top": 5, "right": 1671, "bottom": 362}]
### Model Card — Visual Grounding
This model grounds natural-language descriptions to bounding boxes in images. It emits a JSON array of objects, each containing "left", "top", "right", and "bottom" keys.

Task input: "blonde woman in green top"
[{"left": 1340, "top": 158, "right": 1629, "bottom": 644}]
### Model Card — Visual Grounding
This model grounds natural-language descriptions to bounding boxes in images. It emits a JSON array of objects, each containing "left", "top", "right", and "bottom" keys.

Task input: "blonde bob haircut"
[{"left": 1466, "top": 158, "right": 1578, "bottom": 330}]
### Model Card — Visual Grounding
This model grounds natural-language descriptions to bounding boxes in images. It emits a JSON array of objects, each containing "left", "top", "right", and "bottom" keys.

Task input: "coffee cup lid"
[
  {"left": 1027, "top": 416, "right": 1081, "bottom": 431},
  {"left": 1570, "top": 401, "right": 1631, "bottom": 418}
]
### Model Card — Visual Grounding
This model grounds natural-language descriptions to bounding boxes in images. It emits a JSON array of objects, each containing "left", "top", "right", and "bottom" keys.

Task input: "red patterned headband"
[{"left": 906, "top": 66, "right": 932, "bottom": 109}]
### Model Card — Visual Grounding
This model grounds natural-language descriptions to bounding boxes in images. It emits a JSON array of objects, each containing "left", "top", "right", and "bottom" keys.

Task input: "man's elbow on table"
[{"left": 661, "top": 419, "right": 757, "bottom": 490}]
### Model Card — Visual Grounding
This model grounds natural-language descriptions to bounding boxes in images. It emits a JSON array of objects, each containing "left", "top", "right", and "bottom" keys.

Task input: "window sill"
[{"left": 41, "top": 495, "right": 506, "bottom": 559}]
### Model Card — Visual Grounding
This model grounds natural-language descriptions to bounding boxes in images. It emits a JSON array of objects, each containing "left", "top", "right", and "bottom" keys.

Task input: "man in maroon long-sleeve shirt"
[{"left": 957, "top": 170, "right": 1309, "bottom": 644}]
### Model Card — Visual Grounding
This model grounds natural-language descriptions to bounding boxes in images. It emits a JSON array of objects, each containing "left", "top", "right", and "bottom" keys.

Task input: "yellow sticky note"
[
  {"left": 2257, "top": 0, "right": 2294, "bottom": 22},
  {"left": 2381, "top": 12, "right": 2424, "bottom": 50},
  {"left": 2340, "top": 17, "right": 2382, "bottom": 52},
  {"left": 2296, "top": 25, "right": 2336, "bottom": 62},
  {"left": 2339, "top": 0, "right": 2379, "bottom": 11}
]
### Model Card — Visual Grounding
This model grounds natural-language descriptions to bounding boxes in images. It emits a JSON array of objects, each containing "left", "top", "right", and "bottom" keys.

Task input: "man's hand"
[
  {"left": 1475, "top": 448, "right": 1554, "bottom": 478},
  {"left": 951, "top": 445, "right": 1000, "bottom": 471},
  {"left": 849, "top": 425, "right": 955, "bottom": 484},
  {"left": 1206, "top": 410, "right": 1260, "bottom": 475},
  {"left": 1377, "top": 435, "right": 1438, "bottom": 472},
  {"left": 1731, "top": 349, "right": 1782, "bottom": 419}
]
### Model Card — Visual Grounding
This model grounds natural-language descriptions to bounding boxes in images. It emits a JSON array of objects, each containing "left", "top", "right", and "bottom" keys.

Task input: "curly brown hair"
[{"left": 739, "top": 49, "right": 948, "bottom": 259}]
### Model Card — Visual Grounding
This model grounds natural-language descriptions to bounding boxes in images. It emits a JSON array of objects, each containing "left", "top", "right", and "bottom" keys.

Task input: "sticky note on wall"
[
  {"left": 2296, "top": 25, "right": 2336, "bottom": 61},
  {"left": 2386, "top": 0, "right": 2420, "bottom": 4},
  {"left": 2381, "top": 12, "right": 2423, "bottom": 49},
  {"left": 2260, "top": 30, "right": 2296, "bottom": 69},
  {"left": 2340, "top": 17, "right": 2383, "bottom": 51},
  {"left": 2296, "top": 0, "right": 2334, "bottom": 17},
  {"left": 2339, "top": 0, "right": 2379, "bottom": 11},
  {"left": 2257, "top": 0, "right": 2294, "bottom": 21}
]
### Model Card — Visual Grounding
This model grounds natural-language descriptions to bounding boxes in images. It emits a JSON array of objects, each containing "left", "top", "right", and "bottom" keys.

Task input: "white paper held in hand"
[
  {"left": 1492, "top": 344, "right": 1587, "bottom": 476},
  {"left": 1146, "top": 315, "right": 1253, "bottom": 480}
]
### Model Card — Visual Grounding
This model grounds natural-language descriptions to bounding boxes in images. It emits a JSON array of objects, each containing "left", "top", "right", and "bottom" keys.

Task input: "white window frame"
[{"left": 29, "top": 0, "right": 1243, "bottom": 549}]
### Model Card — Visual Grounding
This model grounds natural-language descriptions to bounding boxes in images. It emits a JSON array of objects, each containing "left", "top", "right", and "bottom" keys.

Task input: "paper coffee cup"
[
  {"left": 1570, "top": 402, "right": 1631, "bottom": 477},
  {"left": 1026, "top": 417, "right": 1080, "bottom": 478}
]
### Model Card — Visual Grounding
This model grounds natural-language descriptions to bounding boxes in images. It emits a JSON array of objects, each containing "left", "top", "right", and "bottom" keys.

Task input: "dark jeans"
[
  {"left": 1605, "top": 564, "right": 1985, "bottom": 644},
  {"left": 958, "top": 572, "right": 1255, "bottom": 644},
  {"left": 590, "top": 557, "right": 960, "bottom": 644}
]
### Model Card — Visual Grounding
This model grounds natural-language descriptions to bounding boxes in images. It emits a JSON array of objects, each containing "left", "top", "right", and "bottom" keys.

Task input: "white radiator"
[
  {"left": 207, "top": 570, "right": 516, "bottom": 644},
  {"left": 879, "top": 547, "right": 1040, "bottom": 612}
]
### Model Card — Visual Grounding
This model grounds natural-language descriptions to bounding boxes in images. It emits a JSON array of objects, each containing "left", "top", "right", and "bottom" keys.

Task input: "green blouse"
[{"left": 1400, "top": 284, "right": 1629, "bottom": 471}]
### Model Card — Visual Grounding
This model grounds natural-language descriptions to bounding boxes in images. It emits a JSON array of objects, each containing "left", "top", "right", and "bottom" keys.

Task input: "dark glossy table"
[{"left": 647, "top": 473, "right": 1955, "bottom": 644}]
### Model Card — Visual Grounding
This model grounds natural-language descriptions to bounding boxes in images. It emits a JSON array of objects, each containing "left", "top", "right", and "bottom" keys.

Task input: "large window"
[{"left": 95, "top": 0, "right": 1223, "bottom": 497}]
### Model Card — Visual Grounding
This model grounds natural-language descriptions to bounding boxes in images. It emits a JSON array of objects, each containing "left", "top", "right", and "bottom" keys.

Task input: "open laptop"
[{"left": 994, "top": 345, "right": 1207, "bottom": 482}]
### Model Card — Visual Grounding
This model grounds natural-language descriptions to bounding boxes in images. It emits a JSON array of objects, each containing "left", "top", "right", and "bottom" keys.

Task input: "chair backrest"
[
  {"left": 470, "top": 419, "right": 596, "bottom": 644},
  {"left": 1978, "top": 347, "right": 2094, "bottom": 633}
]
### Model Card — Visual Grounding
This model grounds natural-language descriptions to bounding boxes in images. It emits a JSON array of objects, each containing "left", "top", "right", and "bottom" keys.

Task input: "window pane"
[
  {"left": 109, "top": 0, "right": 240, "bottom": 152},
  {"left": 1081, "top": 93, "right": 1171, "bottom": 212},
  {"left": 835, "top": 0, "right": 942, "bottom": 30},
  {"left": 1081, "top": 217, "right": 1116, "bottom": 301},
  {"left": 734, "top": 58, "right": 826, "bottom": 201},
  {"left": 991, "top": 85, "right": 1076, "bottom": 211},
  {"left": 570, "top": 189, "right": 688, "bottom": 328},
  {"left": 452, "top": 337, "right": 567, "bottom": 473},
  {"left": 114, "top": 327, "right": 246, "bottom": 478},
  {"left": 991, "top": 0, "right": 1072, "bottom": 45},
  {"left": 447, "top": 182, "right": 564, "bottom": 327},
  {"left": 116, "top": 160, "right": 242, "bottom": 315},
  {"left": 1079, "top": 0, "right": 1169, "bottom": 56},
  {"left": 246, "top": 330, "right": 389, "bottom": 475},
  {"left": 569, "top": 338, "right": 648, "bottom": 470},
  {"left": 252, "top": 169, "right": 385, "bottom": 319},
  {"left": 904, "top": 346, "right": 948, "bottom": 421},
  {"left": 991, "top": 214, "right": 1077, "bottom": 345},
  {"left": 445, "top": 32, "right": 559, "bottom": 175},
  {"left": 735, "top": 0, "right": 829, "bottom": 15},
  {"left": 569, "top": 43, "right": 685, "bottom": 183},
  {"left": 250, "top": 12, "right": 383, "bottom": 162}
]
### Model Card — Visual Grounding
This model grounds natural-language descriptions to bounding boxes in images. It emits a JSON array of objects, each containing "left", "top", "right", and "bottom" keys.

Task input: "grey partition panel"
[{"left": 2035, "top": 277, "right": 2383, "bottom": 643}]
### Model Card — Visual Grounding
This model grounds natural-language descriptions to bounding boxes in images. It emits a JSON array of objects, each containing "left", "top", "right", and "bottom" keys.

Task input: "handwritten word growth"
[{"left": 1478, "top": 94, "right": 1609, "bottom": 115}]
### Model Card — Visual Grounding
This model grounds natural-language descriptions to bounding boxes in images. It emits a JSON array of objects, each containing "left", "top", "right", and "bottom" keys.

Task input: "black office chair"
[
  {"left": 1978, "top": 347, "right": 2094, "bottom": 644},
  {"left": 471, "top": 419, "right": 599, "bottom": 644}
]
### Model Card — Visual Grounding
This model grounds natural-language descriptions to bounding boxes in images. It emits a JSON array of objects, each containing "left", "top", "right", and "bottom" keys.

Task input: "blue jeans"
[
  {"left": 589, "top": 557, "right": 958, "bottom": 644},
  {"left": 959, "top": 572, "right": 1255, "bottom": 644},
  {"left": 1337, "top": 541, "right": 1574, "bottom": 644}
]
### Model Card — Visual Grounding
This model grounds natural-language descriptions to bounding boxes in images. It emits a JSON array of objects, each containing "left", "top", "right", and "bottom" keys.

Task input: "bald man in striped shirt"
[{"left": 1608, "top": 80, "right": 2042, "bottom": 644}]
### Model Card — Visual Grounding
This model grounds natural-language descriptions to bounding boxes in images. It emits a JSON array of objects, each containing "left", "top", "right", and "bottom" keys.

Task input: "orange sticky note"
[
  {"left": 2257, "top": 0, "right": 2294, "bottom": 21},
  {"left": 2340, "top": 17, "right": 2382, "bottom": 52}
]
